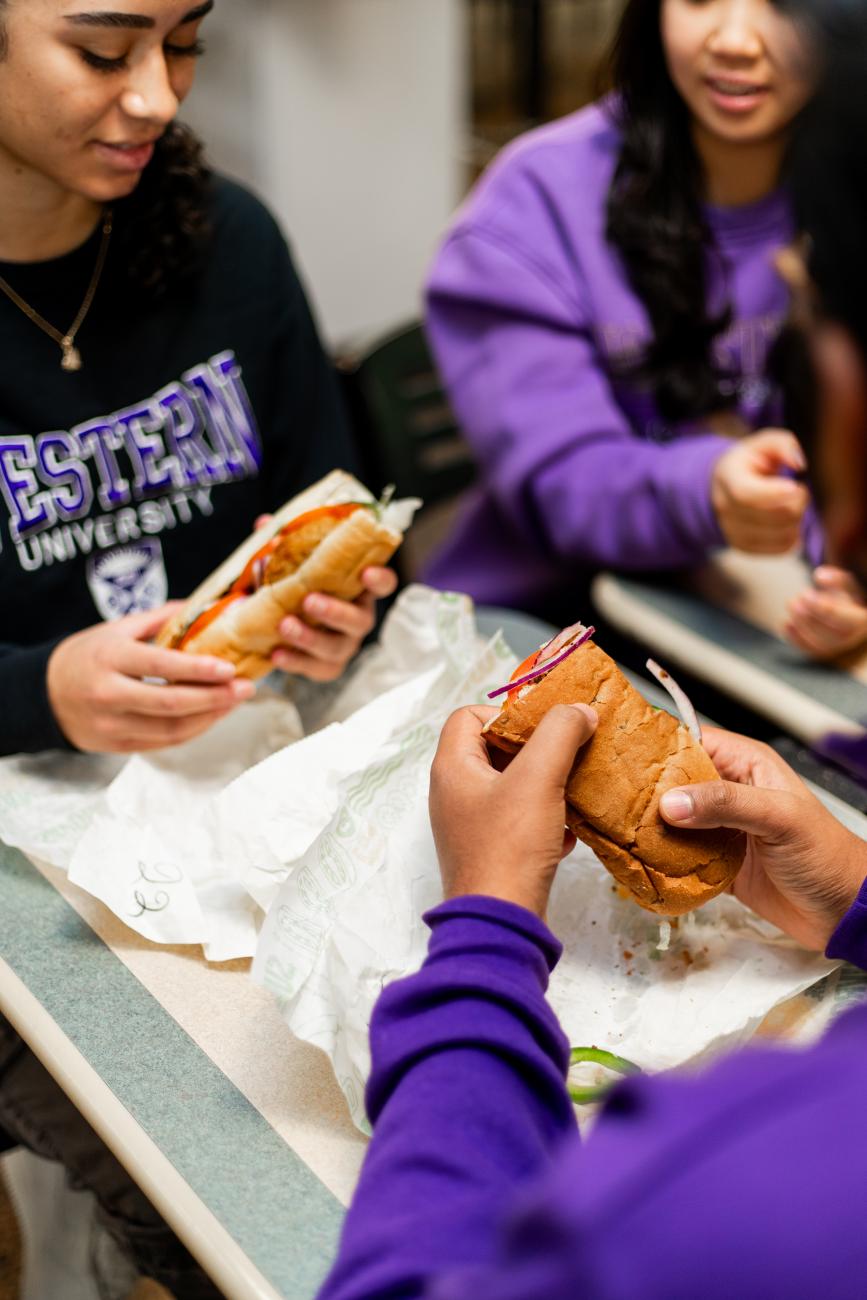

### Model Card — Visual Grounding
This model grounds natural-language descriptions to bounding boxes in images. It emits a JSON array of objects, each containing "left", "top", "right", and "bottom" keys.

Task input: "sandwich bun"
[
  {"left": 157, "top": 470, "right": 419, "bottom": 679},
  {"left": 486, "top": 636, "right": 745, "bottom": 915}
]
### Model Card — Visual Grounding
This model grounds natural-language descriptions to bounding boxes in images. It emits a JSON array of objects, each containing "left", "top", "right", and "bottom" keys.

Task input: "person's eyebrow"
[
  {"left": 65, "top": 10, "right": 153, "bottom": 27},
  {"left": 64, "top": 1, "right": 213, "bottom": 29},
  {"left": 178, "top": 0, "right": 214, "bottom": 24}
]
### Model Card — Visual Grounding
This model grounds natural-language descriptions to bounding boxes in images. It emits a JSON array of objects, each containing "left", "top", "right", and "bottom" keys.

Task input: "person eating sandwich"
[
  {"left": 318, "top": 4, "right": 867, "bottom": 1294},
  {"left": 0, "top": 1, "right": 395, "bottom": 1296},
  {"left": 0, "top": 0, "right": 396, "bottom": 761}
]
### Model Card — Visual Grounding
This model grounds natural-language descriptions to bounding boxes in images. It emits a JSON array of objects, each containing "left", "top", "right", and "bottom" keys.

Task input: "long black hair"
[
  {"left": 604, "top": 0, "right": 732, "bottom": 423},
  {"left": 788, "top": 3, "right": 867, "bottom": 354},
  {"left": 603, "top": 0, "right": 813, "bottom": 425}
]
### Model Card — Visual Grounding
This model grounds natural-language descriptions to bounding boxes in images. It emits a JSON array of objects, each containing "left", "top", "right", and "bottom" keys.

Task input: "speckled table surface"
[
  {"left": 0, "top": 608, "right": 561, "bottom": 1300},
  {"left": 594, "top": 564, "right": 867, "bottom": 745},
  {"left": 0, "top": 845, "right": 353, "bottom": 1300},
  {"left": 2, "top": 602, "right": 867, "bottom": 1297}
]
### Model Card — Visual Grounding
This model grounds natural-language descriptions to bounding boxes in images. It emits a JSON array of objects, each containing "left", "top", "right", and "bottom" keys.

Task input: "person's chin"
[
  {"left": 701, "top": 107, "right": 788, "bottom": 148},
  {"left": 77, "top": 170, "right": 143, "bottom": 203}
]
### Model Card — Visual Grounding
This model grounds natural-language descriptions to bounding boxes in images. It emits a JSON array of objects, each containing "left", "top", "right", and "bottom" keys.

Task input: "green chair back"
[{"left": 339, "top": 321, "right": 477, "bottom": 506}]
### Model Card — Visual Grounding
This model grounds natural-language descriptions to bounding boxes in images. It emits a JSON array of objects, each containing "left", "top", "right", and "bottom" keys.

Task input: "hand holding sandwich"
[
  {"left": 47, "top": 604, "right": 256, "bottom": 754},
  {"left": 250, "top": 506, "right": 397, "bottom": 680},
  {"left": 429, "top": 703, "right": 598, "bottom": 919},
  {"left": 45, "top": 566, "right": 396, "bottom": 752},
  {"left": 271, "top": 575, "right": 393, "bottom": 681},
  {"left": 661, "top": 728, "right": 867, "bottom": 950},
  {"left": 433, "top": 710, "right": 867, "bottom": 947}
]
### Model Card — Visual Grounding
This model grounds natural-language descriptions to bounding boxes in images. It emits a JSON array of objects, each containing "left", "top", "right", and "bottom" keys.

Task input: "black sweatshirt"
[{"left": 0, "top": 177, "right": 356, "bottom": 755}]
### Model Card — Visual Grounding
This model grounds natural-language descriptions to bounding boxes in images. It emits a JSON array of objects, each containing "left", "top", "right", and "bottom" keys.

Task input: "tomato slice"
[
  {"left": 507, "top": 648, "right": 541, "bottom": 703},
  {"left": 178, "top": 503, "right": 368, "bottom": 651},
  {"left": 178, "top": 592, "right": 245, "bottom": 650},
  {"left": 230, "top": 503, "right": 364, "bottom": 595}
]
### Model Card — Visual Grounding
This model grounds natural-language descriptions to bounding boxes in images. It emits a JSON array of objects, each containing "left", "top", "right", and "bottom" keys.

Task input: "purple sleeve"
[
  {"left": 826, "top": 874, "right": 867, "bottom": 968},
  {"left": 426, "top": 229, "right": 731, "bottom": 571},
  {"left": 319, "top": 893, "right": 867, "bottom": 1300},
  {"left": 317, "top": 897, "right": 575, "bottom": 1299}
]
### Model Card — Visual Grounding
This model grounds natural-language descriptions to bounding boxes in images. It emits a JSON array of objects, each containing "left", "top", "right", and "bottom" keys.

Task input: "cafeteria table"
[
  {"left": 593, "top": 550, "right": 867, "bottom": 809},
  {"left": 0, "top": 607, "right": 557, "bottom": 1300},
  {"left": 3, "top": 602, "right": 866, "bottom": 1298}
]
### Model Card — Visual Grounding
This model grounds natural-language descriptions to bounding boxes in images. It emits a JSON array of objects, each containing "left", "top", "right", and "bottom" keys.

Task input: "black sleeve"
[
  {"left": 0, "top": 642, "right": 72, "bottom": 756},
  {"left": 258, "top": 239, "right": 360, "bottom": 510}
]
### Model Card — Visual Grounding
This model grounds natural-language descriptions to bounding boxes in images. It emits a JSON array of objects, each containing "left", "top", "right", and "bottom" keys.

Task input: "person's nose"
[
  {"left": 706, "top": 0, "right": 764, "bottom": 63},
  {"left": 119, "top": 51, "right": 179, "bottom": 129}
]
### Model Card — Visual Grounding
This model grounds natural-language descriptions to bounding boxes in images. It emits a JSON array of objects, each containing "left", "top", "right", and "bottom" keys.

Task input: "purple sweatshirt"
[
  {"left": 319, "top": 888, "right": 867, "bottom": 1300},
  {"left": 423, "top": 102, "right": 801, "bottom": 610}
]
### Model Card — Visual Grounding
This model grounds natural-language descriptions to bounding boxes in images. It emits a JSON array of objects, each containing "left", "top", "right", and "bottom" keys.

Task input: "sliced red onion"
[
  {"left": 537, "top": 620, "right": 588, "bottom": 663},
  {"left": 646, "top": 659, "right": 702, "bottom": 743},
  {"left": 488, "top": 625, "right": 596, "bottom": 700},
  {"left": 252, "top": 556, "right": 267, "bottom": 591}
]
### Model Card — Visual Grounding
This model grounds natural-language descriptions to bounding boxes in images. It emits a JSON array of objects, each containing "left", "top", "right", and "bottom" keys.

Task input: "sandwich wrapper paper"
[{"left": 0, "top": 585, "right": 859, "bottom": 1119}]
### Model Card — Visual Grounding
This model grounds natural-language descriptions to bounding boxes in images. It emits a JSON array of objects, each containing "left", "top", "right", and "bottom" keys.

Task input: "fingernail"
[
  {"left": 661, "top": 790, "right": 694, "bottom": 821},
  {"left": 232, "top": 679, "right": 256, "bottom": 700},
  {"left": 208, "top": 659, "right": 235, "bottom": 680},
  {"left": 282, "top": 617, "right": 305, "bottom": 641},
  {"left": 304, "top": 594, "right": 326, "bottom": 618},
  {"left": 570, "top": 703, "right": 598, "bottom": 728}
]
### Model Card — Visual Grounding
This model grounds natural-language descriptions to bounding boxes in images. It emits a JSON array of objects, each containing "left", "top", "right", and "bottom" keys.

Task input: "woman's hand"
[
  {"left": 47, "top": 604, "right": 255, "bottom": 754},
  {"left": 784, "top": 566, "right": 867, "bottom": 660},
  {"left": 271, "top": 566, "right": 398, "bottom": 682},
  {"left": 711, "top": 429, "right": 809, "bottom": 554},
  {"left": 660, "top": 727, "right": 867, "bottom": 950},
  {"left": 250, "top": 514, "right": 398, "bottom": 682},
  {"left": 428, "top": 703, "right": 598, "bottom": 920}
]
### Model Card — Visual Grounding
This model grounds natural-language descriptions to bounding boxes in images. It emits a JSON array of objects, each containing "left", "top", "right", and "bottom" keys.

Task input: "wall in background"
[{"left": 183, "top": 0, "right": 466, "bottom": 350}]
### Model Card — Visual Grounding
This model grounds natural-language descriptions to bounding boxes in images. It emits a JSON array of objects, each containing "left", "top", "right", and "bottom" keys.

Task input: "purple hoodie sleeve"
[
  {"left": 426, "top": 227, "right": 731, "bottom": 571},
  {"left": 318, "top": 888, "right": 867, "bottom": 1300},
  {"left": 827, "top": 874, "right": 867, "bottom": 966}
]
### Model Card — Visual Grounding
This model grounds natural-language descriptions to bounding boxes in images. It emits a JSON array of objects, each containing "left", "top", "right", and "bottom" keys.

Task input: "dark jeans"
[{"left": 0, "top": 1015, "right": 224, "bottom": 1299}]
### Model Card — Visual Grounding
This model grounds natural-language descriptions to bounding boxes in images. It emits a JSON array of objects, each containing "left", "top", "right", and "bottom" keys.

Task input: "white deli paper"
[
  {"left": 250, "top": 605, "right": 841, "bottom": 1131},
  {"left": 0, "top": 587, "right": 509, "bottom": 960},
  {"left": 0, "top": 584, "right": 852, "bottom": 1088},
  {"left": 0, "top": 689, "right": 306, "bottom": 959}
]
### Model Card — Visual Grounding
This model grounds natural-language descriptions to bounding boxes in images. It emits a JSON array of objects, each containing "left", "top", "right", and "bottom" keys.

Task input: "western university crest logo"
[{"left": 86, "top": 540, "right": 168, "bottom": 621}]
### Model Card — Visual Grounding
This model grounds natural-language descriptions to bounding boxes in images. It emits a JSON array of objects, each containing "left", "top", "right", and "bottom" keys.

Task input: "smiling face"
[
  {"left": 661, "top": 0, "right": 814, "bottom": 150},
  {"left": 0, "top": 0, "right": 211, "bottom": 204}
]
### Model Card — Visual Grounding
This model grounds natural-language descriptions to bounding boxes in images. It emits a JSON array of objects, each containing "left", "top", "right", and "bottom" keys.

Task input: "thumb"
[
  {"left": 748, "top": 429, "right": 807, "bottom": 475},
  {"left": 660, "top": 780, "right": 799, "bottom": 840},
  {"left": 814, "top": 566, "right": 865, "bottom": 601},
  {"left": 119, "top": 601, "right": 186, "bottom": 641},
  {"left": 508, "top": 704, "right": 598, "bottom": 793}
]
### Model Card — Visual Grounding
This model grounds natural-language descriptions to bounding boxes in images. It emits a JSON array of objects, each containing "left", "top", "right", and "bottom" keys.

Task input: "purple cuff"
[
  {"left": 365, "top": 895, "right": 570, "bottom": 1127},
  {"left": 825, "top": 874, "right": 867, "bottom": 969},
  {"left": 424, "top": 895, "right": 563, "bottom": 973},
  {"left": 662, "top": 435, "right": 730, "bottom": 553}
]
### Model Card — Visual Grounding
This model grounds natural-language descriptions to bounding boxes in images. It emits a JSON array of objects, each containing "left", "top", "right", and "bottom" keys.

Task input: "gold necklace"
[{"left": 0, "top": 209, "right": 113, "bottom": 372}]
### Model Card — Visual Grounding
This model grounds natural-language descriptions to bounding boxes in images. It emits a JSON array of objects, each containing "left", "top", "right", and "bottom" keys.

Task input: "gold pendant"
[{"left": 61, "top": 338, "right": 82, "bottom": 372}]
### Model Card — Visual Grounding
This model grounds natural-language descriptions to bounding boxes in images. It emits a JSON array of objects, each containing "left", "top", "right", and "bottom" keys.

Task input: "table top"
[
  {"left": 0, "top": 847, "right": 364, "bottom": 1300},
  {"left": 593, "top": 552, "right": 867, "bottom": 746},
  {"left": 7, "top": 602, "right": 864, "bottom": 1300},
  {"left": 0, "top": 605, "right": 560, "bottom": 1300}
]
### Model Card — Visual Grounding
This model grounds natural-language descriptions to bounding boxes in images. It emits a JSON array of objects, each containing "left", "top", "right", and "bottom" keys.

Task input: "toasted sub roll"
[
  {"left": 485, "top": 635, "right": 745, "bottom": 915},
  {"left": 157, "top": 470, "right": 419, "bottom": 679}
]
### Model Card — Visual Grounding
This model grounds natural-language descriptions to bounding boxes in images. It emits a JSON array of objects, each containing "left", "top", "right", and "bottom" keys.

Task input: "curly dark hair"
[
  {"left": 603, "top": 0, "right": 804, "bottom": 425},
  {"left": 114, "top": 121, "right": 214, "bottom": 299}
]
